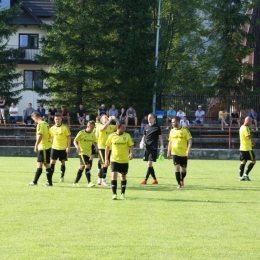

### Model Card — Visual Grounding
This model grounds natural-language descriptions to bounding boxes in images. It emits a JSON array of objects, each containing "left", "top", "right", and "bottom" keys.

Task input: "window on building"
[
  {"left": 24, "top": 71, "right": 43, "bottom": 89},
  {"left": 19, "top": 34, "right": 39, "bottom": 49}
]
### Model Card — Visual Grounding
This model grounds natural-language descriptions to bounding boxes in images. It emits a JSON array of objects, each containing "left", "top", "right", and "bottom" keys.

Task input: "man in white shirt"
[
  {"left": 180, "top": 116, "right": 190, "bottom": 127},
  {"left": 177, "top": 109, "right": 186, "bottom": 120},
  {"left": 7, "top": 102, "right": 19, "bottom": 123},
  {"left": 193, "top": 105, "right": 205, "bottom": 124}
]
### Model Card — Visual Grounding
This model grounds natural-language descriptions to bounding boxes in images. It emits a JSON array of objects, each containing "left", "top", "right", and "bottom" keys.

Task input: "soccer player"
[
  {"left": 167, "top": 116, "right": 192, "bottom": 188},
  {"left": 49, "top": 115, "right": 71, "bottom": 183},
  {"left": 238, "top": 116, "right": 256, "bottom": 181},
  {"left": 27, "top": 111, "right": 53, "bottom": 186},
  {"left": 73, "top": 120, "right": 97, "bottom": 187},
  {"left": 97, "top": 114, "right": 118, "bottom": 186},
  {"left": 140, "top": 113, "right": 164, "bottom": 185},
  {"left": 105, "top": 121, "right": 134, "bottom": 200}
]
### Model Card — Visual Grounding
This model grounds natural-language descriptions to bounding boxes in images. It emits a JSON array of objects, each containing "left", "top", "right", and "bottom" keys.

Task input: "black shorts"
[
  {"left": 79, "top": 154, "right": 90, "bottom": 165},
  {"left": 111, "top": 162, "right": 128, "bottom": 175},
  {"left": 37, "top": 148, "right": 51, "bottom": 164},
  {"left": 240, "top": 151, "right": 255, "bottom": 161},
  {"left": 99, "top": 149, "right": 111, "bottom": 164},
  {"left": 51, "top": 149, "right": 68, "bottom": 161},
  {"left": 172, "top": 155, "right": 188, "bottom": 168},
  {"left": 143, "top": 146, "right": 157, "bottom": 162},
  {"left": 91, "top": 144, "right": 96, "bottom": 155}
]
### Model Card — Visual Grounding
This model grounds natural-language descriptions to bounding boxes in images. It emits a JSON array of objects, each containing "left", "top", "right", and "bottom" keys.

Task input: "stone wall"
[{"left": 0, "top": 146, "right": 259, "bottom": 160}]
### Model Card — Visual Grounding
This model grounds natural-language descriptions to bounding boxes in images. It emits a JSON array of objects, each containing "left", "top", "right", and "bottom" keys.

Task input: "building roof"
[{"left": 10, "top": 0, "right": 55, "bottom": 25}]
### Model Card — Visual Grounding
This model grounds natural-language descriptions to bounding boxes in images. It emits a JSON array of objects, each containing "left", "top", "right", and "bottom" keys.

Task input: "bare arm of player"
[
  {"left": 104, "top": 146, "right": 110, "bottom": 167},
  {"left": 167, "top": 141, "right": 171, "bottom": 159},
  {"left": 128, "top": 146, "right": 134, "bottom": 160},
  {"left": 66, "top": 135, "right": 71, "bottom": 153},
  {"left": 94, "top": 142, "right": 98, "bottom": 152},
  {"left": 73, "top": 139, "right": 80, "bottom": 154},
  {"left": 186, "top": 139, "right": 192, "bottom": 157},
  {"left": 34, "top": 134, "right": 42, "bottom": 153}
]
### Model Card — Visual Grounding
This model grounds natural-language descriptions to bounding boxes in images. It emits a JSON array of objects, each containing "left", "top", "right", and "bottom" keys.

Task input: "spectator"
[
  {"left": 37, "top": 105, "right": 46, "bottom": 121},
  {"left": 7, "top": 102, "right": 19, "bottom": 123},
  {"left": 108, "top": 105, "right": 118, "bottom": 118},
  {"left": 248, "top": 109, "right": 258, "bottom": 131},
  {"left": 218, "top": 108, "right": 229, "bottom": 131},
  {"left": 125, "top": 106, "right": 138, "bottom": 126},
  {"left": 77, "top": 104, "right": 86, "bottom": 126},
  {"left": 140, "top": 115, "right": 148, "bottom": 135},
  {"left": 60, "top": 106, "right": 71, "bottom": 127},
  {"left": 180, "top": 116, "right": 190, "bottom": 127},
  {"left": 48, "top": 105, "right": 58, "bottom": 124},
  {"left": 193, "top": 105, "right": 205, "bottom": 124},
  {"left": 230, "top": 109, "right": 241, "bottom": 128},
  {"left": 0, "top": 95, "right": 6, "bottom": 124},
  {"left": 177, "top": 109, "right": 186, "bottom": 120},
  {"left": 24, "top": 103, "right": 35, "bottom": 124},
  {"left": 98, "top": 104, "right": 108, "bottom": 117},
  {"left": 119, "top": 108, "right": 126, "bottom": 122},
  {"left": 166, "top": 105, "right": 176, "bottom": 130}
]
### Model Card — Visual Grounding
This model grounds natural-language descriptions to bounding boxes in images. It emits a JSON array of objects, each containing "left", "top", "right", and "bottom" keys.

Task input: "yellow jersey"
[
  {"left": 94, "top": 122, "right": 102, "bottom": 139},
  {"left": 75, "top": 130, "right": 97, "bottom": 156},
  {"left": 168, "top": 127, "right": 192, "bottom": 157},
  {"left": 239, "top": 125, "right": 252, "bottom": 151},
  {"left": 106, "top": 132, "right": 134, "bottom": 163},
  {"left": 50, "top": 124, "right": 71, "bottom": 150},
  {"left": 98, "top": 124, "right": 117, "bottom": 149},
  {"left": 36, "top": 121, "right": 51, "bottom": 150}
]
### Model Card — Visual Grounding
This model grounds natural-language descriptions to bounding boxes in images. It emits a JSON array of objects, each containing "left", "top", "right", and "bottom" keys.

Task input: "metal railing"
[{"left": 6, "top": 45, "right": 42, "bottom": 61}]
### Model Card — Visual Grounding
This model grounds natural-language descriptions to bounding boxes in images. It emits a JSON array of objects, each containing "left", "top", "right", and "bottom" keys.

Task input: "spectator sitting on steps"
[
  {"left": 193, "top": 105, "right": 205, "bottom": 125},
  {"left": 218, "top": 108, "right": 229, "bottom": 131}
]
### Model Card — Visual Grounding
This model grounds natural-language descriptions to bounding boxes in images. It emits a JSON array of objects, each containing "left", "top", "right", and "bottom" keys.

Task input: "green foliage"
[
  {"left": 38, "top": 0, "right": 157, "bottom": 119},
  {"left": 0, "top": 2, "right": 22, "bottom": 105}
]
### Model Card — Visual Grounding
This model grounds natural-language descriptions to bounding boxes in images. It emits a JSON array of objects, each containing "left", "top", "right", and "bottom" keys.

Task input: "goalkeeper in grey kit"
[{"left": 140, "top": 113, "right": 164, "bottom": 184}]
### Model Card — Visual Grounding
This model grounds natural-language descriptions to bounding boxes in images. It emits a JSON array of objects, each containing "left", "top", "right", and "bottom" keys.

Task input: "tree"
[
  {"left": 0, "top": 2, "right": 22, "bottom": 105},
  {"left": 38, "top": 0, "right": 156, "bottom": 120}
]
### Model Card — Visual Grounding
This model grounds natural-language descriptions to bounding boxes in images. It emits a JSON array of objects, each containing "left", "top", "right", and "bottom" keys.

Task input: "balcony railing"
[{"left": 6, "top": 45, "right": 42, "bottom": 61}]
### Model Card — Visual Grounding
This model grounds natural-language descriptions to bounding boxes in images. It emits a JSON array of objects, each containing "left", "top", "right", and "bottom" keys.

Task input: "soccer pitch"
[{"left": 1, "top": 157, "right": 260, "bottom": 260}]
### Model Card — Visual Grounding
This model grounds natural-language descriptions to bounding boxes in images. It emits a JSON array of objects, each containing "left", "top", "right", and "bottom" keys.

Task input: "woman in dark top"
[{"left": 119, "top": 108, "right": 126, "bottom": 122}]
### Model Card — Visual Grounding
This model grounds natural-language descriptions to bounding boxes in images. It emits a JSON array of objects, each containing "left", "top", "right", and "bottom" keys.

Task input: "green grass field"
[{"left": 1, "top": 157, "right": 260, "bottom": 260}]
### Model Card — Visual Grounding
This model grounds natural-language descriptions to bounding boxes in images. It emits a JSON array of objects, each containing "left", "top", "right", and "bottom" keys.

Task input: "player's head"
[
  {"left": 86, "top": 120, "right": 95, "bottom": 132},
  {"left": 244, "top": 116, "right": 252, "bottom": 126},
  {"left": 96, "top": 116, "right": 101, "bottom": 123},
  {"left": 148, "top": 113, "right": 156, "bottom": 125},
  {"left": 100, "top": 114, "right": 109, "bottom": 124},
  {"left": 172, "top": 116, "right": 180, "bottom": 128},
  {"left": 31, "top": 111, "right": 41, "bottom": 122},
  {"left": 54, "top": 114, "right": 62, "bottom": 126},
  {"left": 116, "top": 121, "right": 126, "bottom": 134}
]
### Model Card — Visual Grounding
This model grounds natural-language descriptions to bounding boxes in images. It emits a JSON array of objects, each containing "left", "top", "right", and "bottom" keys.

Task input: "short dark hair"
[
  {"left": 172, "top": 116, "right": 180, "bottom": 123},
  {"left": 88, "top": 120, "right": 95, "bottom": 126},
  {"left": 31, "top": 111, "right": 41, "bottom": 118},
  {"left": 116, "top": 121, "right": 125, "bottom": 128},
  {"left": 148, "top": 113, "right": 155, "bottom": 118}
]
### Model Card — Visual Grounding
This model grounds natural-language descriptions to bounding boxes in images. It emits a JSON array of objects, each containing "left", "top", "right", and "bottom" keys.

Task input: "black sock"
[
  {"left": 245, "top": 162, "right": 255, "bottom": 175},
  {"left": 181, "top": 172, "right": 186, "bottom": 180},
  {"left": 121, "top": 180, "right": 127, "bottom": 194},
  {"left": 175, "top": 172, "right": 181, "bottom": 184},
  {"left": 89, "top": 160, "right": 93, "bottom": 170},
  {"left": 145, "top": 168, "right": 151, "bottom": 180},
  {"left": 75, "top": 169, "right": 83, "bottom": 183},
  {"left": 51, "top": 164, "right": 55, "bottom": 172},
  {"left": 60, "top": 165, "right": 65, "bottom": 178},
  {"left": 150, "top": 167, "right": 156, "bottom": 180},
  {"left": 98, "top": 160, "right": 101, "bottom": 170},
  {"left": 102, "top": 167, "right": 108, "bottom": 179},
  {"left": 239, "top": 164, "right": 245, "bottom": 177},
  {"left": 33, "top": 168, "right": 42, "bottom": 184},
  {"left": 85, "top": 169, "right": 91, "bottom": 183},
  {"left": 46, "top": 168, "right": 53, "bottom": 185},
  {"left": 111, "top": 180, "right": 117, "bottom": 194}
]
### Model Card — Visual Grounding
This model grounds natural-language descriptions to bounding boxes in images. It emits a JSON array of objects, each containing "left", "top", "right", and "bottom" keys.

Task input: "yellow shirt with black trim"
[
  {"left": 106, "top": 132, "right": 134, "bottom": 163},
  {"left": 50, "top": 124, "right": 71, "bottom": 150},
  {"left": 168, "top": 127, "right": 192, "bottom": 157},
  {"left": 239, "top": 125, "right": 252, "bottom": 151},
  {"left": 94, "top": 122, "right": 102, "bottom": 139},
  {"left": 75, "top": 130, "right": 97, "bottom": 156},
  {"left": 36, "top": 121, "right": 51, "bottom": 150},
  {"left": 98, "top": 124, "right": 117, "bottom": 149}
]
